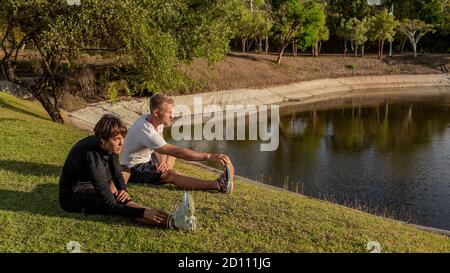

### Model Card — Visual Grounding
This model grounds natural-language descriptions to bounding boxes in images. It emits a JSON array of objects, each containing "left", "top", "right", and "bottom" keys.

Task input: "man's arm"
[
  {"left": 155, "top": 144, "right": 231, "bottom": 165},
  {"left": 154, "top": 152, "right": 167, "bottom": 165}
]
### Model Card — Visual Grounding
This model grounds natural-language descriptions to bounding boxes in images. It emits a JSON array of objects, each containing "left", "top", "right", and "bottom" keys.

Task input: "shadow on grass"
[
  {"left": 0, "top": 117, "right": 23, "bottom": 122},
  {"left": 0, "top": 160, "right": 62, "bottom": 177},
  {"left": 0, "top": 96, "right": 49, "bottom": 121},
  {"left": 0, "top": 183, "right": 160, "bottom": 229},
  {"left": 226, "top": 52, "right": 277, "bottom": 64},
  {"left": 154, "top": 182, "right": 222, "bottom": 194}
]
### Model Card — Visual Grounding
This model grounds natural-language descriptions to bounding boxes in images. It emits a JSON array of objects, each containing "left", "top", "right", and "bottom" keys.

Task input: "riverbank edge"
[{"left": 65, "top": 74, "right": 450, "bottom": 131}]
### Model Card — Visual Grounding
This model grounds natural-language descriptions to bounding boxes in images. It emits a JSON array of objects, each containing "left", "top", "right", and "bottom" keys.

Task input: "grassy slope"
[{"left": 0, "top": 92, "right": 449, "bottom": 253}]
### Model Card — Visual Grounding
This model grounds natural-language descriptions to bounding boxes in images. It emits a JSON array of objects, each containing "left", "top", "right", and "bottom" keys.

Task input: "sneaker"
[
  {"left": 216, "top": 163, "right": 234, "bottom": 194},
  {"left": 170, "top": 192, "right": 197, "bottom": 231}
]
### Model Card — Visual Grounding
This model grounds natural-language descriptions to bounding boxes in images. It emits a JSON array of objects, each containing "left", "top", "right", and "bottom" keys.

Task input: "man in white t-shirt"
[{"left": 119, "top": 93, "right": 234, "bottom": 193}]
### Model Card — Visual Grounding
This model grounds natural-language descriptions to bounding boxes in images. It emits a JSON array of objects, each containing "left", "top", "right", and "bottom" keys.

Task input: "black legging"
[{"left": 59, "top": 182, "right": 144, "bottom": 218}]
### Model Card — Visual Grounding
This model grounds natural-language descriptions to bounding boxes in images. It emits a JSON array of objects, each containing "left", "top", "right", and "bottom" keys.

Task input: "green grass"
[{"left": 0, "top": 91, "right": 449, "bottom": 253}]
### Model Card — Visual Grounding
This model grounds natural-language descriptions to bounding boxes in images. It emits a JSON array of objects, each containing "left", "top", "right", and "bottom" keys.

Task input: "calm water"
[{"left": 165, "top": 87, "right": 450, "bottom": 230}]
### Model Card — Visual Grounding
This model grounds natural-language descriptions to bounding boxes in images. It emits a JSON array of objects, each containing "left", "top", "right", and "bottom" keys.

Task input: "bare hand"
[
  {"left": 156, "top": 162, "right": 169, "bottom": 173},
  {"left": 143, "top": 209, "right": 170, "bottom": 225},
  {"left": 115, "top": 190, "right": 130, "bottom": 203},
  {"left": 208, "top": 153, "right": 231, "bottom": 166}
]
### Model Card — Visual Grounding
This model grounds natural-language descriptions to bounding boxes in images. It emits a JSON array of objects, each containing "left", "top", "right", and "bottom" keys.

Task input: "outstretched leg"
[
  {"left": 127, "top": 193, "right": 196, "bottom": 231},
  {"left": 160, "top": 169, "right": 219, "bottom": 191},
  {"left": 119, "top": 161, "right": 234, "bottom": 193}
]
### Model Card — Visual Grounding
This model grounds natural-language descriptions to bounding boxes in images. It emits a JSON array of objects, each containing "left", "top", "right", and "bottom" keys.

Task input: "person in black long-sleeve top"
[{"left": 59, "top": 114, "right": 176, "bottom": 227}]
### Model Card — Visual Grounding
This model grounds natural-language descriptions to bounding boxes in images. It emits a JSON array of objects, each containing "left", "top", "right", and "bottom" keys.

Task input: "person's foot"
[
  {"left": 170, "top": 192, "right": 197, "bottom": 231},
  {"left": 216, "top": 163, "right": 234, "bottom": 194}
]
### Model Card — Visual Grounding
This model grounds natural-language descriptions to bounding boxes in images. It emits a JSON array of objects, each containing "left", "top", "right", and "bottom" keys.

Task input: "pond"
[{"left": 165, "top": 86, "right": 450, "bottom": 230}]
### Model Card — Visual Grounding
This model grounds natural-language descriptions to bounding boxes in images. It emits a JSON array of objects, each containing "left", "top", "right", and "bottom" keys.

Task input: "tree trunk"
[
  {"left": 277, "top": 50, "right": 284, "bottom": 64},
  {"left": 380, "top": 39, "right": 384, "bottom": 60},
  {"left": 258, "top": 37, "right": 262, "bottom": 52},
  {"left": 292, "top": 42, "right": 297, "bottom": 57},
  {"left": 378, "top": 39, "right": 381, "bottom": 59},
  {"left": 354, "top": 45, "right": 358, "bottom": 59},
  {"left": 247, "top": 38, "right": 255, "bottom": 52},
  {"left": 241, "top": 38, "right": 247, "bottom": 53},
  {"left": 0, "top": 59, "right": 15, "bottom": 82},
  {"left": 400, "top": 37, "right": 406, "bottom": 53},
  {"left": 361, "top": 43, "right": 365, "bottom": 58},
  {"left": 318, "top": 41, "right": 322, "bottom": 57},
  {"left": 315, "top": 43, "right": 319, "bottom": 57},
  {"left": 31, "top": 87, "right": 64, "bottom": 123},
  {"left": 343, "top": 40, "right": 347, "bottom": 57},
  {"left": 277, "top": 44, "right": 288, "bottom": 64},
  {"left": 413, "top": 44, "right": 417, "bottom": 58},
  {"left": 265, "top": 36, "right": 269, "bottom": 54}
]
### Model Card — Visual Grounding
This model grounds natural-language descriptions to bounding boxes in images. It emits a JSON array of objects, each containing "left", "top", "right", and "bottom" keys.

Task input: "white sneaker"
[{"left": 170, "top": 192, "right": 197, "bottom": 231}]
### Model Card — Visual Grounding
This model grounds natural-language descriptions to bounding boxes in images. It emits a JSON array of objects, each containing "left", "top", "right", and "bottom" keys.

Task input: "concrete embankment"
[{"left": 65, "top": 74, "right": 450, "bottom": 130}]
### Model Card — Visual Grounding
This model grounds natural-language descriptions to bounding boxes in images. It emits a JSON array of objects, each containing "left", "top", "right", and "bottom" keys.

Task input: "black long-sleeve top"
[{"left": 59, "top": 135, "right": 144, "bottom": 218}]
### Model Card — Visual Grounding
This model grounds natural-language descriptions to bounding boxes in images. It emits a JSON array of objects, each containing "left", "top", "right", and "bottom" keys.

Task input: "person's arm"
[
  {"left": 155, "top": 152, "right": 167, "bottom": 165},
  {"left": 156, "top": 144, "right": 231, "bottom": 165},
  {"left": 156, "top": 128, "right": 168, "bottom": 164},
  {"left": 85, "top": 152, "right": 143, "bottom": 218},
  {"left": 108, "top": 154, "right": 126, "bottom": 191}
]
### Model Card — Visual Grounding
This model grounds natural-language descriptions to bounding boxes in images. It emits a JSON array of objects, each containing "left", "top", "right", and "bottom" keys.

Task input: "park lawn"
[{"left": 0, "top": 91, "right": 449, "bottom": 253}]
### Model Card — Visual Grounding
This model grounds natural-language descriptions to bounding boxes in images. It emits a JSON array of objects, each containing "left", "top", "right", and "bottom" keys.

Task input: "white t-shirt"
[{"left": 120, "top": 114, "right": 166, "bottom": 168}]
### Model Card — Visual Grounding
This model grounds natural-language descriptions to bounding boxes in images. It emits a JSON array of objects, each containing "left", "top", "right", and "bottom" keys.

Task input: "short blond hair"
[{"left": 149, "top": 93, "right": 174, "bottom": 112}]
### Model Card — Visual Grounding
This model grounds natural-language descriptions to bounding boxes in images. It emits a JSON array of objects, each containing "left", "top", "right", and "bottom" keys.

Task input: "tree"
[
  {"left": 325, "top": 0, "right": 372, "bottom": 21},
  {"left": 235, "top": 1, "right": 272, "bottom": 53},
  {"left": 254, "top": 8, "right": 273, "bottom": 53},
  {"left": 442, "top": 5, "right": 450, "bottom": 35},
  {"left": 339, "top": 18, "right": 369, "bottom": 58},
  {"left": 0, "top": 0, "right": 95, "bottom": 122},
  {"left": 348, "top": 18, "right": 369, "bottom": 59},
  {"left": 384, "top": 0, "right": 449, "bottom": 52},
  {"left": 296, "top": 2, "right": 329, "bottom": 57},
  {"left": 0, "top": 0, "right": 240, "bottom": 123},
  {"left": 397, "top": 19, "right": 435, "bottom": 57},
  {"left": 336, "top": 19, "right": 351, "bottom": 56},
  {"left": 236, "top": 5, "right": 254, "bottom": 52},
  {"left": 368, "top": 9, "right": 398, "bottom": 59},
  {"left": 270, "top": 0, "right": 305, "bottom": 64},
  {"left": 417, "top": 0, "right": 449, "bottom": 27}
]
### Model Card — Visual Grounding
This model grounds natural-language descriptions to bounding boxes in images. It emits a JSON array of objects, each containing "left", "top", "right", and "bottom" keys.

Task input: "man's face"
[
  {"left": 156, "top": 103, "right": 173, "bottom": 127},
  {"left": 102, "top": 134, "right": 125, "bottom": 155}
]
